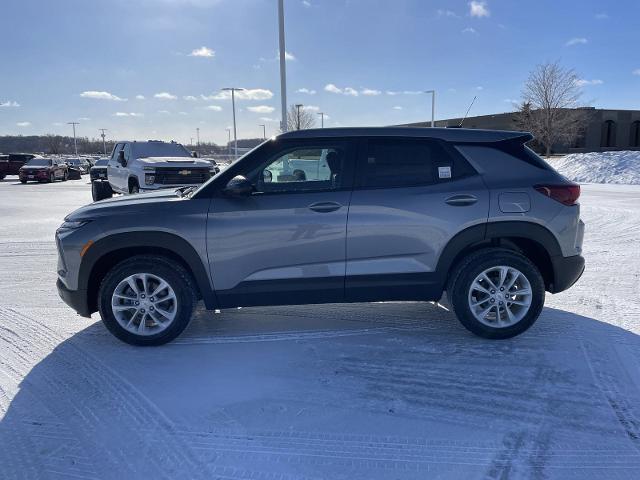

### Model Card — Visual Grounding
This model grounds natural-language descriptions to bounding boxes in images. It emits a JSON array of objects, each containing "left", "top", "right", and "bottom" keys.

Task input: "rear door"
[
  {"left": 345, "top": 136, "right": 489, "bottom": 301},
  {"left": 206, "top": 138, "right": 356, "bottom": 307}
]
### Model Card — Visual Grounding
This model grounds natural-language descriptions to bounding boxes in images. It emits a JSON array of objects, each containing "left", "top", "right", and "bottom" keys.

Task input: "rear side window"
[{"left": 359, "top": 138, "right": 467, "bottom": 188}]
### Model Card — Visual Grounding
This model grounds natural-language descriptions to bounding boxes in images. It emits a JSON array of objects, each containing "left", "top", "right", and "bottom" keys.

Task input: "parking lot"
[{"left": 1, "top": 177, "right": 640, "bottom": 479}]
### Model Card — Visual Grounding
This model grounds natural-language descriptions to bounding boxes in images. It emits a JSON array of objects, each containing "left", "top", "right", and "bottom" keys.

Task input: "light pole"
[
  {"left": 190, "top": 137, "right": 194, "bottom": 148},
  {"left": 99, "top": 128, "right": 108, "bottom": 155},
  {"left": 295, "top": 104, "right": 303, "bottom": 130},
  {"left": 196, "top": 127, "right": 200, "bottom": 152},
  {"left": 278, "top": 0, "right": 288, "bottom": 132},
  {"left": 222, "top": 87, "right": 244, "bottom": 158},
  {"left": 67, "top": 122, "right": 79, "bottom": 158},
  {"left": 259, "top": 124, "right": 266, "bottom": 140},
  {"left": 225, "top": 128, "right": 231, "bottom": 157},
  {"left": 425, "top": 90, "right": 436, "bottom": 127},
  {"left": 317, "top": 112, "right": 325, "bottom": 128}
]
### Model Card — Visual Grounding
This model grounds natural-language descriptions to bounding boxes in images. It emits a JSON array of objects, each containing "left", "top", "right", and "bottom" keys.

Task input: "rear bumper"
[
  {"left": 550, "top": 255, "right": 585, "bottom": 293},
  {"left": 57, "top": 279, "right": 91, "bottom": 317}
]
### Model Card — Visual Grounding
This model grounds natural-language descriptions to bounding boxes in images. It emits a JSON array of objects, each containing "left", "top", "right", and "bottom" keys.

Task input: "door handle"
[
  {"left": 308, "top": 201, "right": 342, "bottom": 213},
  {"left": 445, "top": 194, "right": 478, "bottom": 206}
]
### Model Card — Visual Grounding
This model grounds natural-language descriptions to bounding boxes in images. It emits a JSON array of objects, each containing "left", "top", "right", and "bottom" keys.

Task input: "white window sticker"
[{"left": 438, "top": 166, "right": 452, "bottom": 179}]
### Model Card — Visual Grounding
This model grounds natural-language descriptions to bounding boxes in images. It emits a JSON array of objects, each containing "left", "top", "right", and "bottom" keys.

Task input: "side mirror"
[
  {"left": 191, "top": 151, "right": 199, "bottom": 158},
  {"left": 223, "top": 175, "right": 253, "bottom": 197},
  {"left": 118, "top": 150, "right": 126, "bottom": 166}
]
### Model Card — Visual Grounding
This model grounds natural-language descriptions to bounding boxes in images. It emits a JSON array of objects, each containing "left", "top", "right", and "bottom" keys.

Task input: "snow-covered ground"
[
  {"left": 547, "top": 150, "right": 640, "bottom": 185},
  {"left": 0, "top": 177, "right": 639, "bottom": 479}
]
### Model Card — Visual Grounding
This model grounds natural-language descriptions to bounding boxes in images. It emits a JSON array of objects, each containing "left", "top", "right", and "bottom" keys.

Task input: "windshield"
[
  {"left": 95, "top": 159, "right": 108, "bottom": 166},
  {"left": 132, "top": 142, "right": 191, "bottom": 159},
  {"left": 25, "top": 159, "right": 51, "bottom": 167},
  {"left": 67, "top": 159, "right": 80, "bottom": 165}
]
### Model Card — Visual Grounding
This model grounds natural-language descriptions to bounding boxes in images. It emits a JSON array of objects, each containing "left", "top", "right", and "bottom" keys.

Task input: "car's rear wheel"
[
  {"left": 49, "top": 172, "right": 55, "bottom": 183},
  {"left": 20, "top": 179, "right": 27, "bottom": 184},
  {"left": 98, "top": 255, "right": 197, "bottom": 346},
  {"left": 447, "top": 248, "right": 545, "bottom": 339},
  {"left": 92, "top": 181, "right": 113, "bottom": 201}
]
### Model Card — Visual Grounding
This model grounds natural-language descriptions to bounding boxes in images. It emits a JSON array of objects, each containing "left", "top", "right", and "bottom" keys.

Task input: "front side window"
[
  {"left": 360, "top": 139, "right": 449, "bottom": 188},
  {"left": 250, "top": 146, "right": 346, "bottom": 193}
]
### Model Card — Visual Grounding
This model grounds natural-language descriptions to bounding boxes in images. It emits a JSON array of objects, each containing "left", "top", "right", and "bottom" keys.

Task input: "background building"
[{"left": 404, "top": 108, "right": 640, "bottom": 154}]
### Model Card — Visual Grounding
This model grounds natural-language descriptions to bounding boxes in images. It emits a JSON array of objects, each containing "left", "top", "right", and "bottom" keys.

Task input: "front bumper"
[
  {"left": 19, "top": 170, "right": 49, "bottom": 180},
  {"left": 550, "top": 254, "right": 585, "bottom": 293},
  {"left": 57, "top": 279, "right": 91, "bottom": 317}
]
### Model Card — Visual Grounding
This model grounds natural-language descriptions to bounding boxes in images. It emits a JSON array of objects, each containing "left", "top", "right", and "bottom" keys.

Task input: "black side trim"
[
  {"left": 216, "top": 277, "right": 343, "bottom": 308},
  {"left": 435, "top": 223, "right": 488, "bottom": 281},
  {"left": 57, "top": 279, "right": 90, "bottom": 317},
  {"left": 345, "top": 273, "right": 442, "bottom": 302},
  {"left": 550, "top": 254, "right": 585, "bottom": 293},
  {"left": 79, "top": 231, "right": 217, "bottom": 311}
]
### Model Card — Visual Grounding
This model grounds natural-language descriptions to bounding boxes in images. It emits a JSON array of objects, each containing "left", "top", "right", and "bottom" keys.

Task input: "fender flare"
[{"left": 79, "top": 231, "right": 217, "bottom": 311}]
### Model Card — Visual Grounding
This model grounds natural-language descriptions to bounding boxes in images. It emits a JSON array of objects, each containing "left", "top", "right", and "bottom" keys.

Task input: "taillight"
[{"left": 534, "top": 184, "right": 580, "bottom": 206}]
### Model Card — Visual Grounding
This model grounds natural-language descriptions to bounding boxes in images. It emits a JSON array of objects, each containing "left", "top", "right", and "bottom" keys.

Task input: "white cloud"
[
  {"left": 158, "top": 110, "right": 171, "bottom": 114},
  {"left": 297, "top": 88, "right": 316, "bottom": 95},
  {"left": 0, "top": 100, "right": 20, "bottom": 107},
  {"left": 80, "top": 91, "right": 126, "bottom": 101},
  {"left": 285, "top": 51, "right": 296, "bottom": 61},
  {"left": 113, "top": 112, "right": 144, "bottom": 117},
  {"left": 247, "top": 105, "right": 275, "bottom": 113},
  {"left": 575, "top": 79, "right": 604, "bottom": 87},
  {"left": 343, "top": 87, "right": 359, "bottom": 96},
  {"left": 302, "top": 105, "right": 320, "bottom": 111},
  {"left": 259, "top": 116, "right": 279, "bottom": 122},
  {"left": 565, "top": 37, "right": 588, "bottom": 46},
  {"left": 16, "top": 121, "right": 31, "bottom": 127},
  {"left": 361, "top": 88, "right": 381, "bottom": 96},
  {"left": 437, "top": 9, "right": 458, "bottom": 18},
  {"left": 462, "top": 27, "right": 477, "bottom": 34},
  {"left": 324, "top": 84, "right": 359, "bottom": 96},
  {"left": 179, "top": 111, "right": 188, "bottom": 115},
  {"left": 632, "top": 69, "right": 640, "bottom": 76},
  {"left": 469, "top": 1, "right": 490, "bottom": 18},
  {"left": 392, "top": 106, "right": 403, "bottom": 110},
  {"left": 595, "top": 13, "right": 608, "bottom": 19},
  {"left": 476, "top": 86, "right": 484, "bottom": 91},
  {"left": 135, "top": 94, "right": 145, "bottom": 100},
  {"left": 204, "top": 105, "right": 223, "bottom": 111},
  {"left": 189, "top": 46, "right": 215, "bottom": 57},
  {"left": 183, "top": 95, "right": 198, "bottom": 101},
  {"left": 78, "top": 117, "right": 91, "bottom": 121},
  {"left": 324, "top": 83, "right": 342, "bottom": 94},
  {"left": 154, "top": 92, "right": 178, "bottom": 100},
  {"left": 202, "top": 88, "right": 274, "bottom": 101},
  {"left": 386, "top": 90, "right": 423, "bottom": 96},
  {"left": 302, "top": 0, "right": 311, "bottom": 6},
  {"left": 52, "top": 122, "right": 63, "bottom": 126}
]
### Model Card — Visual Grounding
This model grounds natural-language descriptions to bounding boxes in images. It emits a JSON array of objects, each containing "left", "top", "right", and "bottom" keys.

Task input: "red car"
[{"left": 19, "top": 158, "right": 68, "bottom": 183}]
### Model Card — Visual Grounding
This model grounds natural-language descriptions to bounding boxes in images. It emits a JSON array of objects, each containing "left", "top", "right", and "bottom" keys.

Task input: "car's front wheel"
[
  {"left": 98, "top": 255, "right": 197, "bottom": 346},
  {"left": 92, "top": 181, "right": 113, "bottom": 201},
  {"left": 447, "top": 249, "right": 545, "bottom": 339}
]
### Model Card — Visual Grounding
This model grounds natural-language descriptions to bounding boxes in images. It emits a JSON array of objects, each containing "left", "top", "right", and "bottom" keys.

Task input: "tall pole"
[
  {"left": 295, "top": 104, "right": 303, "bottom": 130},
  {"left": 67, "top": 122, "right": 79, "bottom": 158},
  {"left": 278, "top": 0, "right": 288, "bottom": 132},
  {"left": 196, "top": 128, "right": 200, "bottom": 151},
  {"left": 99, "top": 128, "right": 107, "bottom": 155},
  {"left": 226, "top": 128, "right": 231, "bottom": 157},
  {"left": 259, "top": 124, "right": 266, "bottom": 140},
  {"left": 317, "top": 112, "right": 325, "bottom": 128},
  {"left": 222, "top": 87, "right": 244, "bottom": 159},
  {"left": 425, "top": 90, "right": 436, "bottom": 127},
  {"left": 190, "top": 137, "right": 193, "bottom": 147}
]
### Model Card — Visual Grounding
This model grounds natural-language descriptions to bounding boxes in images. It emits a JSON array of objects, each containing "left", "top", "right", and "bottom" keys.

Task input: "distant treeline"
[{"left": 0, "top": 135, "right": 264, "bottom": 156}]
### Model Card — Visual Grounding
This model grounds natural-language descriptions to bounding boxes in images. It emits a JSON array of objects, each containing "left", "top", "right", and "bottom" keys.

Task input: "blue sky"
[{"left": 1, "top": 0, "right": 639, "bottom": 145}]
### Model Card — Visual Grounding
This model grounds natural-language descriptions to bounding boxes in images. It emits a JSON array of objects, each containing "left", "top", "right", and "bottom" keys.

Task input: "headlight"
[{"left": 58, "top": 220, "right": 90, "bottom": 231}]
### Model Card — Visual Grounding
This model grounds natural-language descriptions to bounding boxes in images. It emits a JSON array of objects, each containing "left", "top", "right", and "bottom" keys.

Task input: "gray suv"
[{"left": 56, "top": 127, "right": 585, "bottom": 346}]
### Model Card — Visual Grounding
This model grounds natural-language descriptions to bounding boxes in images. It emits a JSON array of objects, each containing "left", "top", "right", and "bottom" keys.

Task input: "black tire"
[
  {"left": 20, "top": 179, "right": 27, "bottom": 184},
  {"left": 92, "top": 181, "right": 113, "bottom": 201},
  {"left": 49, "top": 172, "right": 55, "bottom": 183},
  {"left": 129, "top": 179, "right": 139, "bottom": 194},
  {"left": 62, "top": 171, "right": 68, "bottom": 181},
  {"left": 447, "top": 248, "right": 545, "bottom": 339},
  {"left": 98, "top": 255, "right": 197, "bottom": 346}
]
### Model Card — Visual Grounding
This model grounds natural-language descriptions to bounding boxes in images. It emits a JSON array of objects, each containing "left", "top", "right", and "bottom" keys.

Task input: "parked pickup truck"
[{"left": 92, "top": 140, "right": 216, "bottom": 201}]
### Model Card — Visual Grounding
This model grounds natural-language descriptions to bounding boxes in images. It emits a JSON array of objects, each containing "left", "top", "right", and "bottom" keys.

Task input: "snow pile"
[{"left": 547, "top": 150, "right": 640, "bottom": 185}]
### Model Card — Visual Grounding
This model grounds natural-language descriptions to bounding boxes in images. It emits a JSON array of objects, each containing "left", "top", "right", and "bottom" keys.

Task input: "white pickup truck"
[{"left": 92, "top": 140, "right": 217, "bottom": 201}]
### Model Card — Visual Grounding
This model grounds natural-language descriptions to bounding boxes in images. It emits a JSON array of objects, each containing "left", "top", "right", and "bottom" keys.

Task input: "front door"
[
  {"left": 207, "top": 139, "right": 355, "bottom": 308},
  {"left": 107, "top": 143, "right": 125, "bottom": 192}
]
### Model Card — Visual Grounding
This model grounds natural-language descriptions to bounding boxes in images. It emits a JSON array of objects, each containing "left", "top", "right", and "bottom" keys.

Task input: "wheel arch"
[
  {"left": 438, "top": 221, "right": 562, "bottom": 292},
  {"left": 80, "top": 231, "right": 217, "bottom": 314}
]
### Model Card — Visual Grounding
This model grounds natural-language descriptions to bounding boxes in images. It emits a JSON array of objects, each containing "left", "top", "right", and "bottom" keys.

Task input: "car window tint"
[{"left": 250, "top": 146, "right": 345, "bottom": 193}]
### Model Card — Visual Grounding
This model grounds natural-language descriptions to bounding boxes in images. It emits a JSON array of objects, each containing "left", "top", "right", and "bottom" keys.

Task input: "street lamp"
[
  {"left": 278, "top": 0, "right": 288, "bottom": 132},
  {"left": 295, "top": 104, "right": 304, "bottom": 130},
  {"left": 259, "top": 124, "right": 266, "bottom": 140},
  {"left": 196, "top": 127, "right": 200, "bottom": 152},
  {"left": 225, "top": 128, "right": 231, "bottom": 157},
  {"left": 425, "top": 90, "right": 436, "bottom": 127},
  {"left": 67, "top": 122, "right": 79, "bottom": 158},
  {"left": 317, "top": 112, "right": 325, "bottom": 128},
  {"left": 222, "top": 87, "right": 245, "bottom": 158},
  {"left": 99, "top": 128, "right": 108, "bottom": 155}
]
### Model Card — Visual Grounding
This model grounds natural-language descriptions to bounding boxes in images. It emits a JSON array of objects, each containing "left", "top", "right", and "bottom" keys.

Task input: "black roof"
[{"left": 277, "top": 127, "right": 532, "bottom": 143}]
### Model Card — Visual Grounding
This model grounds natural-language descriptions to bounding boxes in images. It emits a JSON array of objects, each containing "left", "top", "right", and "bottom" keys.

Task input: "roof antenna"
[{"left": 459, "top": 95, "right": 477, "bottom": 127}]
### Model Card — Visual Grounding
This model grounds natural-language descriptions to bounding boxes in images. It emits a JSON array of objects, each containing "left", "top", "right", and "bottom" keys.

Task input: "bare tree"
[
  {"left": 44, "top": 134, "right": 64, "bottom": 154},
  {"left": 515, "top": 61, "right": 589, "bottom": 157},
  {"left": 285, "top": 104, "right": 316, "bottom": 131}
]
